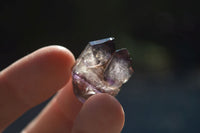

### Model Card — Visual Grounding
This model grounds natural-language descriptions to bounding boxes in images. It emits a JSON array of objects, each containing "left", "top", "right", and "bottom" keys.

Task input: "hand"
[{"left": 0, "top": 46, "right": 125, "bottom": 133}]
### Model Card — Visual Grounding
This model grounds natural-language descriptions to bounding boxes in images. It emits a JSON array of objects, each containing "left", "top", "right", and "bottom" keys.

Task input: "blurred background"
[{"left": 1, "top": 0, "right": 200, "bottom": 132}]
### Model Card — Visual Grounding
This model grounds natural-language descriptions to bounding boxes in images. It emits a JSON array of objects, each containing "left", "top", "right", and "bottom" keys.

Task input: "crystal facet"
[{"left": 72, "top": 37, "right": 134, "bottom": 102}]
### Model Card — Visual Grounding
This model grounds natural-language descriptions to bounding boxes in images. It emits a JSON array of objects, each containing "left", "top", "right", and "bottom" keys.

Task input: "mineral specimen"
[{"left": 72, "top": 37, "right": 134, "bottom": 102}]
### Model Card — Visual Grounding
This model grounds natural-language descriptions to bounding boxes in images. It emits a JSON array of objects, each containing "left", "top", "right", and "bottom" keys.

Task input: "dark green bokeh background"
[{"left": 1, "top": 0, "right": 200, "bottom": 133}]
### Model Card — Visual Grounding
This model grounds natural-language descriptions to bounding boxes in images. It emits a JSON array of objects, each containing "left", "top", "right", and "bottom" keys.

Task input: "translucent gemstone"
[{"left": 72, "top": 37, "right": 134, "bottom": 102}]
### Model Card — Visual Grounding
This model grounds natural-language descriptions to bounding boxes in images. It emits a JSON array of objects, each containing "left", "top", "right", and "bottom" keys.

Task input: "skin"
[{"left": 0, "top": 46, "right": 125, "bottom": 133}]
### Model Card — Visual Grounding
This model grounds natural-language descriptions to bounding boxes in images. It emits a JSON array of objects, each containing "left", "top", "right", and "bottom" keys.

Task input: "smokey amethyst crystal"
[{"left": 72, "top": 37, "right": 134, "bottom": 102}]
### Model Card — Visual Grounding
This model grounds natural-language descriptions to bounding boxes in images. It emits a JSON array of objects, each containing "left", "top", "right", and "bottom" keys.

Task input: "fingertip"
[
  {"left": 40, "top": 45, "right": 75, "bottom": 64},
  {"left": 12, "top": 45, "right": 76, "bottom": 106},
  {"left": 33, "top": 45, "right": 75, "bottom": 84},
  {"left": 34, "top": 45, "right": 75, "bottom": 75},
  {"left": 88, "top": 93, "right": 125, "bottom": 131},
  {"left": 72, "top": 94, "right": 125, "bottom": 133}
]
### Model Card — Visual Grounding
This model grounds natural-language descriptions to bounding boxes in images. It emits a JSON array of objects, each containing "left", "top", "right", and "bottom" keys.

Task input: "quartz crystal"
[{"left": 72, "top": 37, "right": 134, "bottom": 102}]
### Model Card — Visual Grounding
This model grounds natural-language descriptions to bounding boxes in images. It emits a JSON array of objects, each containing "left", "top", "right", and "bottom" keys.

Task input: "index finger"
[{"left": 0, "top": 46, "right": 75, "bottom": 131}]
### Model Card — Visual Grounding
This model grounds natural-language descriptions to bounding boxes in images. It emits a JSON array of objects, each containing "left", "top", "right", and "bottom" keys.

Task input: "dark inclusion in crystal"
[{"left": 72, "top": 37, "right": 134, "bottom": 102}]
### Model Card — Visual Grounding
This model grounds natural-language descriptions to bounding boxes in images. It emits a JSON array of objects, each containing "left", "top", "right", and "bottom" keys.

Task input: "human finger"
[
  {"left": 72, "top": 93, "right": 125, "bottom": 133},
  {"left": 0, "top": 46, "right": 74, "bottom": 131},
  {"left": 22, "top": 79, "right": 82, "bottom": 133}
]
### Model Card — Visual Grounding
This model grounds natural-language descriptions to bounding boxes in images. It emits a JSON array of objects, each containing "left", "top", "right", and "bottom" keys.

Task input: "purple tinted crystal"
[
  {"left": 104, "top": 48, "right": 134, "bottom": 87},
  {"left": 72, "top": 37, "right": 134, "bottom": 102}
]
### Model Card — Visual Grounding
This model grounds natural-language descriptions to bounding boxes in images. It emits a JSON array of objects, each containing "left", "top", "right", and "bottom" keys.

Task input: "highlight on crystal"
[{"left": 72, "top": 37, "right": 134, "bottom": 102}]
